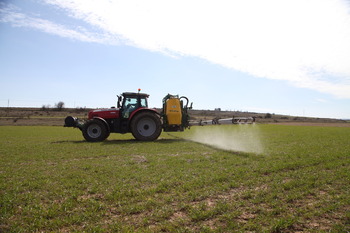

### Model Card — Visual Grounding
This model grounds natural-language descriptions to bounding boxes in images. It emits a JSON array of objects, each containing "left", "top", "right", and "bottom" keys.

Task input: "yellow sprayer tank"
[{"left": 165, "top": 97, "right": 182, "bottom": 125}]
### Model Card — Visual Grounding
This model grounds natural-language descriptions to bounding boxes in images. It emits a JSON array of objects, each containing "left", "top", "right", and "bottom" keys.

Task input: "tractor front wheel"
[
  {"left": 82, "top": 119, "right": 109, "bottom": 142},
  {"left": 131, "top": 112, "right": 162, "bottom": 141}
]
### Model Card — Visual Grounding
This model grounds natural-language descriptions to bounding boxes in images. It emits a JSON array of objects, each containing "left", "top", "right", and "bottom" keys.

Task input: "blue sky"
[{"left": 1, "top": 0, "right": 350, "bottom": 119}]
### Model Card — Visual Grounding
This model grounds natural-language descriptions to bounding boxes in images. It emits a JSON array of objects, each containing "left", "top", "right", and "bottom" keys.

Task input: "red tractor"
[
  {"left": 64, "top": 91, "right": 191, "bottom": 142},
  {"left": 64, "top": 91, "right": 254, "bottom": 142}
]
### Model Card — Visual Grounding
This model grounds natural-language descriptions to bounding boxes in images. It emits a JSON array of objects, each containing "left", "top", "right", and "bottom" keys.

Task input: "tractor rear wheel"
[
  {"left": 131, "top": 112, "right": 162, "bottom": 141},
  {"left": 82, "top": 119, "right": 109, "bottom": 142}
]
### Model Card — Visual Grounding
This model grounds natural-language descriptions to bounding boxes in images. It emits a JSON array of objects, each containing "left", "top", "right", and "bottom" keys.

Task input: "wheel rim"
[
  {"left": 137, "top": 117, "right": 156, "bottom": 137},
  {"left": 87, "top": 123, "right": 102, "bottom": 138}
]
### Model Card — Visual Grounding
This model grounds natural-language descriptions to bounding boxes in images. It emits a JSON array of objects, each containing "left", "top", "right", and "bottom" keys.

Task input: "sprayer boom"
[{"left": 189, "top": 117, "right": 255, "bottom": 126}]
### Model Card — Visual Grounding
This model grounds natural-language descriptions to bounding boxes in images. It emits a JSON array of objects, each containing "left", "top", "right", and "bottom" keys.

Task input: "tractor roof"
[{"left": 122, "top": 92, "right": 149, "bottom": 98}]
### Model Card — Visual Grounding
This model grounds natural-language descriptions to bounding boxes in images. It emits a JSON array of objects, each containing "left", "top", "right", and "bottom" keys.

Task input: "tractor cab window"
[
  {"left": 122, "top": 95, "right": 148, "bottom": 118},
  {"left": 124, "top": 97, "right": 138, "bottom": 108},
  {"left": 122, "top": 97, "right": 137, "bottom": 118},
  {"left": 140, "top": 98, "right": 148, "bottom": 108}
]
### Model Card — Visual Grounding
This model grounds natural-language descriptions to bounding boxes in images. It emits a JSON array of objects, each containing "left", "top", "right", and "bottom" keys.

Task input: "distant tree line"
[{"left": 42, "top": 101, "right": 65, "bottom": 111}]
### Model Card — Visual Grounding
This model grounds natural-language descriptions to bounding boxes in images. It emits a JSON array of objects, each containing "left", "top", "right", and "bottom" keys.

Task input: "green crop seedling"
[{"left": 0, "top": 125, "right": 349, "bottom": 232}]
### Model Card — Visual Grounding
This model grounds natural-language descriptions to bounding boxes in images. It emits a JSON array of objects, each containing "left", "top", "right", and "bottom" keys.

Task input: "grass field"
[{"left": 1, "top": 124, "right": 349, "bottom": 232}]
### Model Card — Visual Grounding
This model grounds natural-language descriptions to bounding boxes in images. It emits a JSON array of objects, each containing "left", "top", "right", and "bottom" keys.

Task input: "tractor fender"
[
  {"left": 129, "top": 108, "right": 160, "bottom": 126},
  {"left": 129, "top": 108, "right": 160, "bottom": 119},
  {"left": 91, "top": 117, "right": 110, "bottom": 132}
]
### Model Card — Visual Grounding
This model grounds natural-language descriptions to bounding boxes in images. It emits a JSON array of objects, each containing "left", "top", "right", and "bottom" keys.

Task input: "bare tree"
[
  {"left": 41, "top": 104, "right": 51, "bottom": 111},
  {"left": 55, "top": 101, "right": 65, "bottom": 111}
]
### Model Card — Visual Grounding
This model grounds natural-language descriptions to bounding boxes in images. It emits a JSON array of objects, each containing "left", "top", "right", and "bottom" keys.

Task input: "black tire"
[
  {"left": 131, "top": 112, "right": 162, "bottom": 141},
  {"left": 82, "top": 119, "right": 109, "bottom": 142}
]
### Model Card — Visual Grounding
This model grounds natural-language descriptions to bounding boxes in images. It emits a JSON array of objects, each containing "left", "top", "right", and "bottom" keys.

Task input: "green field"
[{"left": 1, "top": 125, "right": 349, "bottom": 232}]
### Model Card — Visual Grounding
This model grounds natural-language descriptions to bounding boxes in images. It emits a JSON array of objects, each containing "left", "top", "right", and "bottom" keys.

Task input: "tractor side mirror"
[{"left": 117, "top": 96, "right": 122, "bottom": 108}]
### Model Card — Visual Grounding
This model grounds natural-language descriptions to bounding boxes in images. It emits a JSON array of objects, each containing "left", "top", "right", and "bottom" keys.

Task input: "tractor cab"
[{"left": 118, "top": 92, "right": 149, "bottom": 118}]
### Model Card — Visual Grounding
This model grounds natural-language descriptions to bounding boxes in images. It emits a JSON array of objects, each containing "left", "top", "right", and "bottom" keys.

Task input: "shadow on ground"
[{"left": 52, "top": 138, "right": 185, "bottom": 145}]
